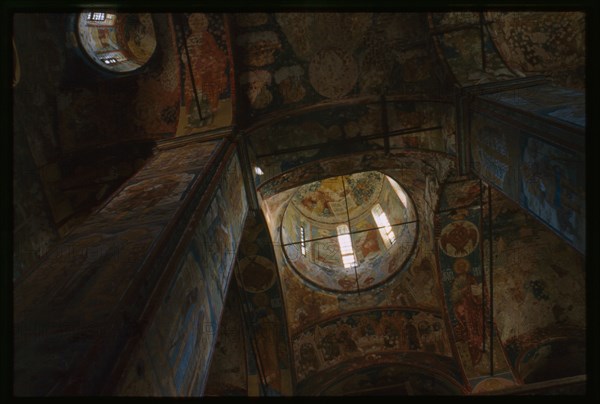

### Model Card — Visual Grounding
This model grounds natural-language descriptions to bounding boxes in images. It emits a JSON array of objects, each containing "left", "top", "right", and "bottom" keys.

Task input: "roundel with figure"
[{"left": 438, "top": 220, "right": 479, "bottom": 257}]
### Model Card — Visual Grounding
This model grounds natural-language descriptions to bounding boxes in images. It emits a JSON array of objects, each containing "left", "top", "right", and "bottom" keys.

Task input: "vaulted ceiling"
[{"left": 12, "top": 10, "right": 587, "bottom": 396}]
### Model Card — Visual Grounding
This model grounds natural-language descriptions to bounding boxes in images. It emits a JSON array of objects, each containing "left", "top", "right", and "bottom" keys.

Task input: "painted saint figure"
[
  {"left": 183, "top": 13, "right": 228, "bottom": 124},
  {"left": 450, "top": 258, "right": 485, "bottom": 366}
]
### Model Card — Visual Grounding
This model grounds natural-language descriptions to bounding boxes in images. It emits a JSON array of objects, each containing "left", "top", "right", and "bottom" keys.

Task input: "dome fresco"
[
  {"left": 77, "top": 12, "right": 157, "bottom": 73},
  {"left": 290, "top": 171, "right": 384, "bottom": 223},
  {"left": 281, "top": 171, "right": 418, "bottom": 292}
]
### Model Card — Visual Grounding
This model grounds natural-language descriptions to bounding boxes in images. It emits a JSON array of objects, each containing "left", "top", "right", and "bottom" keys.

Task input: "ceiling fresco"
[
  {"left": 11, "top": 10, "right": 587, "bottom": 396},
  {"left": 429, "top": 12, "right": 519, "bottom": 87},
  {"left": 429, "top": 11, "right": 585, "bottom": 90},
  {"left": 484, "top": 12, "right": 585, "bottom": 90},
  {"left": 433, "top": 177, "right": 585, "bottom": 389},
  {"left": 248, "top": 100, "right": 456, "bottom": 191},
  {"left": 291, "top": 308, "right": 453, "bottom": 384},
  {"left": 257, "top": 149, "right": 454, "bottom": 201},
  {"left": 483, "top": 187, "right": 585, "bottom": 380},
  {"left": 259, "top": 153, "right": 584, "bottom": 393},
  {"left": 232, "top": 13, "right": 447, "bottom": 118},
  {"left": 289, "top": 171, "right": 384, "bottom": 223}
]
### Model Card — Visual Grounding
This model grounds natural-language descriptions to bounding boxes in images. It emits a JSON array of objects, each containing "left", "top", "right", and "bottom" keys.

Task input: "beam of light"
[
  {"left": 371, "top": 203, "right": 396, "bottom": 248},
  {"left": 336, "top": 224, "right": 356, "bottom": 268}
]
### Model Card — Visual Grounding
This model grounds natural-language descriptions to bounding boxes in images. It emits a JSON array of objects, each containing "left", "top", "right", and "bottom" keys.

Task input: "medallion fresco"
[
  {"left": 238, "top": 255, "right": 277, "bottom": 293},
  {"left": 438, "top": 220, "right": 479, "bottom": 258},
  {"left": 308, "top": 48, "right": 358, "bottom": 99},
  {"left": 470, "top": 376, "right": 516, "bottom": 394}
]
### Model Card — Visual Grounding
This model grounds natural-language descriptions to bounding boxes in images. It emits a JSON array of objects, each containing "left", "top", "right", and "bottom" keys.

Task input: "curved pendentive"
[
  {"left": 428, "top": 12, "right": 585, "bottom": 90},
  {"left": 483, "top": 12, "right": 585, "bottom": 90},
  {"left": 77, "top": 12, "right": 157, "bottom": 73},
  {"left": 428, "top": 12, "right": 519, "bottom": 87},
  {"left": 280, "top": 171, "right": 418, "bottom": 292}
]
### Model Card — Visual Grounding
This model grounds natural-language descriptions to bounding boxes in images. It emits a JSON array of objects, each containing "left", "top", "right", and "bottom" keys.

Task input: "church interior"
[{"left": 10, "top": 9, "right": 590, "bottom": 396}]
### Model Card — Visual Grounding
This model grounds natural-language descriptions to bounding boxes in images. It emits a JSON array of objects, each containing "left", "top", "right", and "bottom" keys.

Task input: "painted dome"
[
  {"left": 77, "top": 12, "right": 157, "bottom": 73},
  {"left": 281, "top": 171, "right": 418, "bottom": 292}
]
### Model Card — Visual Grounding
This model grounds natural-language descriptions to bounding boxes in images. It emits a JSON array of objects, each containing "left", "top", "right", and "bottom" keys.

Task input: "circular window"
[
  {"left": 77, "top": 12, "right": 157, "bottom": 73},
  {"left": 281, "top": 171, "right": 418, "bottom": 292}
]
